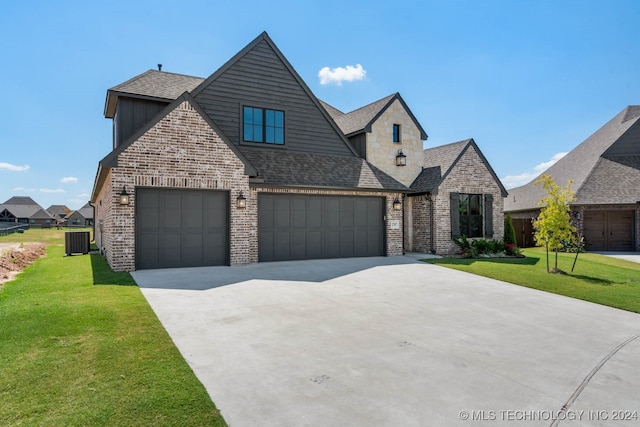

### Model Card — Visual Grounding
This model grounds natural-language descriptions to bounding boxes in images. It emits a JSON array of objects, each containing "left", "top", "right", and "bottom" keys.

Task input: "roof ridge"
[
  {"left": 621, "top": 105, "right": 640, "bottom": 123},
  {"left": 343, "top": 92, "right": 397, "bottom": 115}
]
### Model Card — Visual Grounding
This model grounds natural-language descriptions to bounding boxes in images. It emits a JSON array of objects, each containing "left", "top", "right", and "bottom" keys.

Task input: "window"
[
  {"left": 243, "top": 106, "right": 284, "bottom": 144},
  {"left": 459, "top": 194, "right": 483, "bottom": 238},
  {"left": 392, "top": 124, "right": 401, "bottom": 143}
]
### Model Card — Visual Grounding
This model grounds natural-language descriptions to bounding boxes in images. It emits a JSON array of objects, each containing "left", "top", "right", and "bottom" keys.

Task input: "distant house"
[
  {"left": 47, "top": 204, "right": 72, "bottom": 220},
  {"left": 505, "top": 106, "right": 640, "bottom": 251},
  {"left": 65, "top": 203, "right": 94, "bottom": 227},
  {"left": 0, "top": 196, "right": 55, "bottom": 228},
  {"left": 91, "top": 32, "right": 506, "bottom": 272}
]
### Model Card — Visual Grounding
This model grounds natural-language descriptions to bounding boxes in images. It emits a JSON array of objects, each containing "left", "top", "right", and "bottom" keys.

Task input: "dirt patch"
[{"left": 0, "top": 243, "right": 47, "bottom": 285}]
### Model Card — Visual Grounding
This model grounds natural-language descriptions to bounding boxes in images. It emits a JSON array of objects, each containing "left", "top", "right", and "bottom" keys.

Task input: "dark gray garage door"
[
  {"left": 258, "top": 194, "right": 385, "bottom": 262},
  {"left": 583, "top": 210, "right": 634, "bottom": 251},
  {"left": 136, "top": 188, "right": 228, "bottom": 269}
]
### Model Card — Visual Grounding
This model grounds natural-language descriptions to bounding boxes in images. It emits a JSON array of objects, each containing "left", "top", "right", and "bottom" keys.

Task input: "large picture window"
[
  {"left": 459, "top": 194, "right": 483, "bottom": 238},
  {"left": 243, "top": 106, "right": 284, "bottom": 144}
]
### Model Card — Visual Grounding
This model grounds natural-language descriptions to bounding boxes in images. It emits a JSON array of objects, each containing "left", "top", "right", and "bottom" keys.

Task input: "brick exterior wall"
[
  {"left": 94, "top": 100, "right": 406, "bottom": 271},
  {"left": 95, "top": 100, "right": 253, "bottom": 271},
  {"left": 367, "top": 99, "right": 424, "bottom": 187},
  {"left": 411, "top": 146, "right": 506, "bottom": 255},
  {"left": 409, "top": 195, "right": 432, "bottom": 253}
]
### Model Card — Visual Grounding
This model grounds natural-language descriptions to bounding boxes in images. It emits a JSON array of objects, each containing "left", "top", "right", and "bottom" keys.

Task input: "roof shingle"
[{"left": 505, "top": 106, "right": 640, "bottom": 211}]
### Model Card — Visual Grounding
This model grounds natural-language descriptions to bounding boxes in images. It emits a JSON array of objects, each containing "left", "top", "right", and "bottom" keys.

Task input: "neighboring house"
[
  {"left": 91, "top": 32, "right": 507, "bottom": 272},
  {"left": 505, "top": 106, "right": 640, "bottom": 251},
  {"left": 47, "top": 204, "right": 72, "bottom": 220},
  {"left": 0, "top": 196, "right": 55, "bottom": 228},
  {"left": 65, "top": 203, "right": 94, "bottom": 227}
]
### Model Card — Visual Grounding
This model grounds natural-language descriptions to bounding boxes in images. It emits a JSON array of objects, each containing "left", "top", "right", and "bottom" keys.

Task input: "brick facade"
[
  {"left": 94, "top": 100, "right": 405, "bottom": 271},
  {"left": 409, "top": 147, "right": 506, "bottom": 255},
  {"left": 95, "top": 101, "right": 253, "bottom": 271}
]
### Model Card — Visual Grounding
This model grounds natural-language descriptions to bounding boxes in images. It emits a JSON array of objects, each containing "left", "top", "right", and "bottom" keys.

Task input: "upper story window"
[
  {"left": 243, "top": 106, "right": 284, "bottom": 145},
  {"left": 392, "top": 124, "right": 401, "bottom": 143},
  {"left": 459, "top": 194, "right": 483, "bottom": 238}
]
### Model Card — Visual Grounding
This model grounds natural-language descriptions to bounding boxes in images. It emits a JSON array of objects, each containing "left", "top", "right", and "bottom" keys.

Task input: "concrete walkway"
[
  {"left": 594, "top": 251, "right": 640, "bottom": 264},
  {"left": 133, "top": 256, "right": 640, "bottom": 427}
]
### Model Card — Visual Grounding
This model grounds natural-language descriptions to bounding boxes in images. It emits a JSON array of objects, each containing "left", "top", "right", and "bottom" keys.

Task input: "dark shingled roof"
[
  {"left": 332, "top": 94, "right": 396, "bottom": 136},
  {"left": 411, "top": 139, "right": 508, "bottom": 197},
  {"left": 505, "top": 105, "right": 640, "bottom": 212},
  {"left": 46, "top": 204, "right": 70, "bottom": 217},
  {"left": 77, "top": 202, "right": 94, "bottom": 219},
  {"left": 319, "top": 100, "right": 344, "bottom": 120},
  {"left": 239, "top": 146, "right": 409, "bottom": 191},
  {"left": 328, "top": 93, "right": 428, "bottom": 140},
  {"left": 104, "top": 70, "right": 204, "bottom": 118},
  {"left": 0, "top": 196, "right": 46, "bottom": 219}
]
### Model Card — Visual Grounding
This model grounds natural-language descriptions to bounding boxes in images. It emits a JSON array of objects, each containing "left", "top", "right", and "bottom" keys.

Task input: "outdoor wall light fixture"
[
  {"left": 396, "top": 149, "right": 407, "bottom": 166},
  {"left": 393, "top": 198, "right": 402, "bottom": 211},
  {"left": 236, "top": 192, "right": 247, "bottom": 209},
  {"left": 119, "top": 186, "right": 130, "bottom": 205}
]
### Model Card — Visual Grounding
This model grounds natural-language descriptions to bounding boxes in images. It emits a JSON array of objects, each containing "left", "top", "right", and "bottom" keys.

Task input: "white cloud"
[
  {"left": 318, "top": 64, "right": 366, "bottom": 85},
  {"left": 13, "top": 186, "right": 36, "bottom": 193},
  {"left": 0, "top": 162, "right": 30, "bottom": 172},
  {"left": 501, "top": 152, "right": 568, "bottom": 189},
  {"left": 60, "top": 176, "right": 78, "bottom": 184},
  {"left": 40, "top": 188, "right": 65, "bottom": 194}
]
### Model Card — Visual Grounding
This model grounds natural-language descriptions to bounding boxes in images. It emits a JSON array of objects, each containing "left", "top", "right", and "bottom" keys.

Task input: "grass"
[
  {"left": 425, "top": 247, "right": 640, "bottom": 313},
  {"left": 0, "top": 228, "right": 226, "bottom": 426}
]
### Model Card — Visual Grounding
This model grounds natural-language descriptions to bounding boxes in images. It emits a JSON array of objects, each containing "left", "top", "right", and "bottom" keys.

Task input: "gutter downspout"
[
  {"left": 426, "top": 192, "right": 435, "bottom": 254},
  {"left": 401, "top": 194, "right": 405, "bottom": 255}
]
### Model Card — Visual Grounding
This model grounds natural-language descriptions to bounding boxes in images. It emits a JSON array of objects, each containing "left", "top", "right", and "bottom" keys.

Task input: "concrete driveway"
[{"left": 133, "top": 256, "right": 640, "bottom": 427}]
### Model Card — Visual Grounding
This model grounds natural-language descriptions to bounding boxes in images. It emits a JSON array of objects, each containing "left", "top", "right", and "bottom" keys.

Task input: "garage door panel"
[
  {"left": 136, "top": 189, "right": 228, "bottom": 270},
  {"left": 584, "top": 210, "right": 634, "bottom": 251},
  {"left": 259, "top": 194, "right": 384, "bottom": 262}
]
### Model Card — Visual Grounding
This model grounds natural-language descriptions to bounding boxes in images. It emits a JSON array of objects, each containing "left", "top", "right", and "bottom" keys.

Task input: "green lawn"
[
  {"left": 0, "top": 229, "right": 226, "bottom": 426},
  {"left": 425, "top": 247, "right": 640, "bottom": 313}
]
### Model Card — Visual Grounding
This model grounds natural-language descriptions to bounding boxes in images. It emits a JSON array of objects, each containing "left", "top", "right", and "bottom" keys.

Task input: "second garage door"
[
  {"left": 136, "top": 188, "right": 228, "bottom": 269},
  {"left": 258, "top": 194, "right": 385, "bottom": 262},
  {"left": 583, "top": 210, "right": 634, "bottom": 251}
]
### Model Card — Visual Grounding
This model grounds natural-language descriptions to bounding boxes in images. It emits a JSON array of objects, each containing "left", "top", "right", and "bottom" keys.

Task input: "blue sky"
[{"left": 1, "top": 0, "right": 639, "bottom": 210}]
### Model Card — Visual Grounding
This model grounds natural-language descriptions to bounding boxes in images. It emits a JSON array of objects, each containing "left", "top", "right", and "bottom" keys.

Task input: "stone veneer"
[
  {"left": 410, "top": 146, "right": 506, "bottom": 255},
  {"left": 367, "top": 99, "right": 424, "bottom": 187},
  {"left": 94, "top": 100, "right": 405, "bottom": 271}
]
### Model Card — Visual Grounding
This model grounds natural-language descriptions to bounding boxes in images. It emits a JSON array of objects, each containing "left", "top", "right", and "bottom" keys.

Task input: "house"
[
  {"left": 47, "top": 204, "right": 72, "bottom": 220},
  {"left": 65, "top": 203, "right": 94, "bottom": 227},
  {"left": 91, "top": 32, "right": 506, "bottom": 272},
  {"left": 0, "top": 196, "right": 55, "bottom": 228},
  {"left": 505, "top": 106, "right": 640, "bottom": 251},
  {"left": 323, "top": 97, "right": 507, "bottom": 255}
]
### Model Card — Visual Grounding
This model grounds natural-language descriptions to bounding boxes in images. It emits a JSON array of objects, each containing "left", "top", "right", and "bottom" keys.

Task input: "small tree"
[
  {"left": 503, "top": 213, "right": 518, "bottom": 255},
  {"left": 533, "top": 174, "right": 577, "bottom": 273}
]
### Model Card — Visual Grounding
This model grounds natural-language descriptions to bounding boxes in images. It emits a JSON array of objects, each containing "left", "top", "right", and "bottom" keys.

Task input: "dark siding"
[
  {"left": 114, "top": 98, "right": 168, "bottom": 148},
  {"left": 194, "top": 39, "right": 353, "bottom": 157},
  {"left": 604, "top": 121, "right": 640, "bottom": 157},
  {"left": 348, "top": 133, "right": 367, "bottom": 159}
]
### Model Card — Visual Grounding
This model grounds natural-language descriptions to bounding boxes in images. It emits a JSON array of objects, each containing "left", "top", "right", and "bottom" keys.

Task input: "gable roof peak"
[
  {"left": 621, "top": 105, "right": 640, "bottom": 123},
  {"left": 332, "top": 92, "right": 428, "bottom": 140}
]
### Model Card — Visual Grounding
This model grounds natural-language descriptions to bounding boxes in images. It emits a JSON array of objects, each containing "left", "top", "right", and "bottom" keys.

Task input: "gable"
[
  {"left": 412, "top": 139, "right": 507, "bottom": 197},
  {"left": 192, "top": 33, "right": 355, "bottom": 157}
]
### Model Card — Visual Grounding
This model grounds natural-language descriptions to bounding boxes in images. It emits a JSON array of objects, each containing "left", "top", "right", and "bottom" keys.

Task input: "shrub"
[{"left": 504, "top": 213, "right": 517, "bottom": 246}]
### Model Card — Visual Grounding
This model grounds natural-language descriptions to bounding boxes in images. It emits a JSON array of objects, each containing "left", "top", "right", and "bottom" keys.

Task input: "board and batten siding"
[
  {"left": 113, "top": 97, "right": 168, "bottom": 149},
  {"left": 194, "top": 39, "right": 353, "bottom": 157}
]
